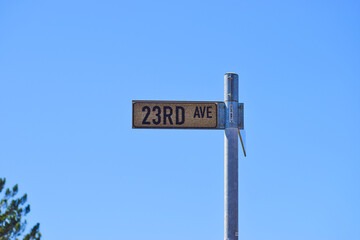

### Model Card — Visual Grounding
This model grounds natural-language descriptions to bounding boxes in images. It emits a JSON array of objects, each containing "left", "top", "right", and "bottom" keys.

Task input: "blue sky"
[{"left": 1, "top": 0, "right": 359, "bottom": 239}]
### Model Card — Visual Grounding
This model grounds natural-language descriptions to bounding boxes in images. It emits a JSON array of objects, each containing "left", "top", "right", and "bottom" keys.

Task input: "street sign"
[
  {"left": 132, "top": 73, "right": 245, "bottom": 240},
  {"left": 132, "top": 101, "right": 219, "bottom": 129}
]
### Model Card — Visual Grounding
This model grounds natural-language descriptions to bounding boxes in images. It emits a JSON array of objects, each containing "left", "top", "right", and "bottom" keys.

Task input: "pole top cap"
[{"left": 225, "top": 72, "right": 238, "bottom": 76}]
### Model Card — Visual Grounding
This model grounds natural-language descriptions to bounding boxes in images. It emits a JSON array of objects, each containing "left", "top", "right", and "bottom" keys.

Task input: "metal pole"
[{"left": 224, "top": 73, "right": 239, "bottom": 240}]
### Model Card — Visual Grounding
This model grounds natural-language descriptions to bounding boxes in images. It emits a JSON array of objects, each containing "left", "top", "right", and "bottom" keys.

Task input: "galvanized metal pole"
[{"left": 224, "top": 73, "right": 239, "bottom": 240}]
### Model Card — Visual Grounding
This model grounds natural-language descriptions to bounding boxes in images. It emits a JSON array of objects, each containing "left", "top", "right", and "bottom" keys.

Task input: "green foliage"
[{"left": 0, "top": 178, "right": 41, "bottom": 240}]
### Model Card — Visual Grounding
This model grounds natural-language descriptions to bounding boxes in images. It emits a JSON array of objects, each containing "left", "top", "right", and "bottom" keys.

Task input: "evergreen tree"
[{"left": 0, "top": 178, "right": 41, "bottom": 240}]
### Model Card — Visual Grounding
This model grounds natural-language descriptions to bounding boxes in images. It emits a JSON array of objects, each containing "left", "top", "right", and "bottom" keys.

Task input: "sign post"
[
  {"left": 132, "top": 73, "right": 244, "bottom": 240},
  {"left": 224, "top": 73, "right": 239, "bottom": 240}
]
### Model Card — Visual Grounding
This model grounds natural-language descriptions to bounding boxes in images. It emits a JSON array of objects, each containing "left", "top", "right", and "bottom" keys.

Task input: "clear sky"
[{"left": 1, "top": 0, "right": 359, "bottom": 239}]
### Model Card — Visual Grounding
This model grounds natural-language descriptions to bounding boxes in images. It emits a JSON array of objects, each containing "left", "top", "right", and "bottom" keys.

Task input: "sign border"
[{"left": 132, "top": 100, "right": 220, "bottom": 129}]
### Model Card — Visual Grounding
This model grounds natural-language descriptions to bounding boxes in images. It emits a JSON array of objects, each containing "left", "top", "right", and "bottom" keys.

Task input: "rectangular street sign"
[{"left": 132, "top": 101, "right": 219, "bottom": 129}]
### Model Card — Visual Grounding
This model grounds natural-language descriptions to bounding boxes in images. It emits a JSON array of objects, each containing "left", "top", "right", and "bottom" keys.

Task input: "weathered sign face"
[{"left": 132, "top": 101, "right": 218, "bottom": 129}]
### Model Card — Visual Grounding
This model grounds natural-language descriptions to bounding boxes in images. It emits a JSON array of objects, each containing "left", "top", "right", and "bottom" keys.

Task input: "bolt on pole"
[{"left": 224, "top": 73, "right": 239, "bottom": 240}]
